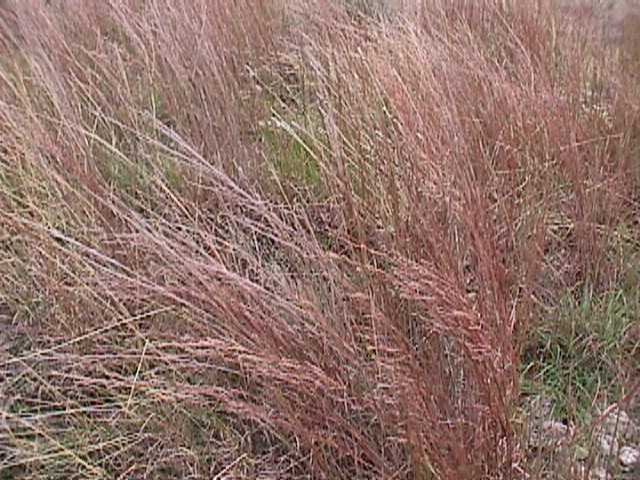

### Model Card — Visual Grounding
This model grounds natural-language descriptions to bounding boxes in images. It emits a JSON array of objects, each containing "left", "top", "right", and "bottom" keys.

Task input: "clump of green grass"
[
  {"left": 259, "top": 116, "right": 324, "bottom": 200},
  {"left": 523, "top": 287, "right": 639, "bottom": 424}
]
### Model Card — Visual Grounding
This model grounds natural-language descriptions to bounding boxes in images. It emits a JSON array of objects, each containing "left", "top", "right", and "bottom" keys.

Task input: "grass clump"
[
  {"left": 1, "top": 1, "right": 640, "bottom": 479},
  {"left": 523, "top": 287, "right": 639, "bottom": 424}
]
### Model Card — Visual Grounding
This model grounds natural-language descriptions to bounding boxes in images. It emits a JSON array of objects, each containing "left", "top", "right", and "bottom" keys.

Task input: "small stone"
[
  {"left": 529, "top": 395, "right": 556, "bottom": 420},
  {"left": 619, "top": 445, "right": 640, "bottom": 470},
  {"left": 589, "top": 466, "right": 607, "bottom": 480},
  {"left": 574, "top": 445, "right": 590, "bottom": 461},
  {"left": 542, "top": 420, "right": 568, "bottom": 443},
  {"left": 603, "top": 408, "right": 636, "bottom": 441},
  {"left": 598, "top": 434, "right": 619, "bottom": 457}
]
